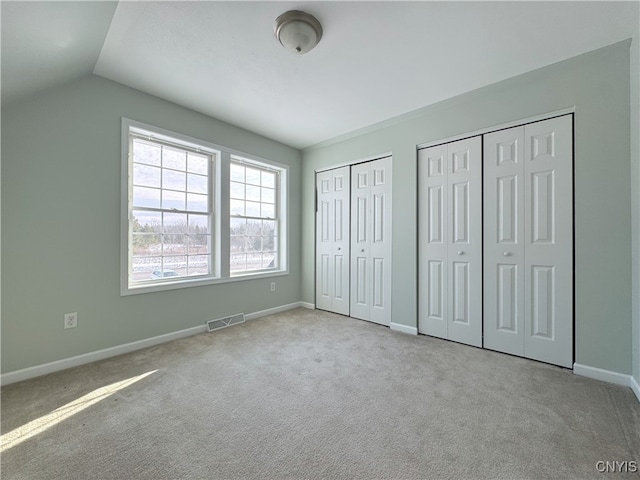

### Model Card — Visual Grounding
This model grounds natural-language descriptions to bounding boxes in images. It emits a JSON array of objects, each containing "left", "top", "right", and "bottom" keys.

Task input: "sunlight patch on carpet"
[{"left": 0, "top": 370, "right": 157, "bottom": 452}]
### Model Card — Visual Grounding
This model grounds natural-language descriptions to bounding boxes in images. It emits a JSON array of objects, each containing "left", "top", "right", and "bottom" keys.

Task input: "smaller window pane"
[
  {"left": 230, "top": 199, "right": 245, "bottom": 216},
  {"left": 162, "top": 256, "right": 187, "bottom": 277},
  {"left": 230, "top": 235, "right": 245, "bottom": 251},
  {"left": 163, "top": 146, "right": 186, "bottom": 170},
  {"left": 132, "top": 256, "right": 162, "bottom": 281},
  {"left": 133, "top": 140, "right": 161, "bottom": 166},
  {"left": 163, "top": 235, "right": 187, "bottom": 255},
  {"left": 246, "top": 219, "right": 262, "bottom": 235},
  {"left": 263, "top": 233, "right": 275, "bottom": 251},
  {"left": 188, "top": 255, "right": 210, "bottom": 275},
  {"left": 261, "top": 171, "right": 275, "bottom": 188},
  {"left": 261, "top": 187, "right": 275, "bottom": 204},
  {"left": 132, "top": 233, "right": 161, "bottom": 255},
  {"left": 246, "top": 168, "right": 261, "bottom": 185},
  {"left": 133, "top": 164, "right": 161, "bottom": 188},
  {"left": 246, "top": 253, "right": 262, "bottom": 271},
  {"left": 162, "top": 190, "right": 186, "bottom": 211},
  {"left": 246, "top": 185, "right": 260, "bottom": 202},
  {"left": 230, "top": 254, "right": 246, "bottom": 271},
  {"left": 133, "top": 186, "right": 161, "bottom": 209},
  {"left": 230, "top": 164, "right": 245, "bottom": 182},
  {"left": 188, "top": 235, "right": 209, "bottom": 254},
  {"left": 187, "top": 174, "right": 208, "bottom": 194},
  {"left": 263, "top": 253, "right": 276, "bottom": 269},
  {"left": 188, "top": 214, "right": 209, "bottom": 234},
  {"left": 261, "top": 220, "right": 276, "bottom": 236},
  {"left": 230, "top": 181, "right": 245, "bottom": 199},
  {"left": 187, "top": 193, "right": 208, "bottom": 212},
  {"left": 246, "top": 201, "right": 261, "bottom": 217},
  {"left": 163, "top": 169, "right": 186, "bottom": 191},
  {"left": 163, "top": 213, "right": 187, "bottom": 233},
  {"left": 132, "top": 210, "right": 162, "bottom": 233},
  {"left": 246, "top": 236, "right": 262, "bottom": 252},
  {"left": 187, "top": 153, "right": 208, "bottom": 175},
  {"left": 230, "top": 217, "right": 246, "bottom": 235},
  {"left": 261, "top": 203, "right": 275, "bottom": 218}
]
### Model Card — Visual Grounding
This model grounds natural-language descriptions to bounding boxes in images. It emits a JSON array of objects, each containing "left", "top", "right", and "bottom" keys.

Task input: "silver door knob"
[
  {"left": 361, "top": 249, "right": 365, "bottom": 252},
  {"left": 503, "top": 251, "right": 511, "bottom": 257},
  {"left": 457, "top": 250, "right": 464, "bottom": 255},
  {"left": 337, "top": 247, "right": 341, "bottom": 251}
]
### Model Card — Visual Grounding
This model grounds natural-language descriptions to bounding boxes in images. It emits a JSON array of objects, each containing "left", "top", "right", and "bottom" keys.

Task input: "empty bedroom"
[{"left": 1, "top": 1, "right": 639, "bottom": 479}]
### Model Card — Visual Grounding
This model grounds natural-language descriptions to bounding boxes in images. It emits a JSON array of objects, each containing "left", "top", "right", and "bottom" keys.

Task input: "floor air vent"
[{"left": 207, "top": 313, "right": 245, "bottom": 332}]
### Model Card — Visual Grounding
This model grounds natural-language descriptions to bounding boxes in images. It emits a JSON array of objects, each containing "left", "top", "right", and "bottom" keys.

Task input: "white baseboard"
[
  {"left": 244, "top": 302, "right": 304, "bottom": 321},
  {"left": 299, "top": 302, "right": 315, "bottom": 310},
  {"left": 573, "top": 363, "right": 633, "bottom": 388},
  {"left": 631, "top": 375, "right": 640, "bottom": 403},
  {"left": 1, "top": 324, "right": 207, "bottom": 387},
  {"left": 390, "top": 322, "right": 418, "bottom": 336},
  {"left": 1, "top": 302, "right": 305, "bottom": 386}
]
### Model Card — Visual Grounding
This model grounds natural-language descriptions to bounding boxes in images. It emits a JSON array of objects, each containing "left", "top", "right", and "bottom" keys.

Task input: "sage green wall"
[
  {"left": 1, "top": 75, "right": 302, "bottom": 373},
  {"left": 302, "top": 41, "right": 633, "bottom": 375}
]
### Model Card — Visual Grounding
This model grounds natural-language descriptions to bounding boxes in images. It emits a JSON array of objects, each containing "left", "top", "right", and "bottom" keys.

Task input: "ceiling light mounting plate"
[{"left": 274, "top": 10, "right": 322, "bottom": 55}]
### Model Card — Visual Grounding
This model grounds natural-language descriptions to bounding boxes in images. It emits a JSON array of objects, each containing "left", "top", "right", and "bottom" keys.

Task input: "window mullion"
[{"left": 219, "top": 151, "right": 231, "bottom": 277}]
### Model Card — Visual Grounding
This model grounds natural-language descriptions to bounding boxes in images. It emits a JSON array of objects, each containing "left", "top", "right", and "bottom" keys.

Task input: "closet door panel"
[
  {"left": 447, "top": 137, "right": 482, "bottom": 347},
  {"left": 350, "top": 163, "right": 371, "bottom": 321},
  {"left": 523, "top": 116, "right": 573, "bottom": 367},
  {"left": 315, "top": 166, "right": 350, "bottom": 315},
  {"left": 332, "top": 168, "right": 351, "bottom": 314},
  {"left": 369, "top": 157, "right": 392, "bottom": 325},
  {"left": 418, "top": 144, "right": 448, "bottom": 338},
  {"left": 484, "top": 127, "right": 525, "bottom": 356},
  {"left": 316, "top": 170, "right": 334, "bottom": 311}
]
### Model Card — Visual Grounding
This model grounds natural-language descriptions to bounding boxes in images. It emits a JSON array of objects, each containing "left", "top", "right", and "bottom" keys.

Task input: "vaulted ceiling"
[{"left": 2, "top": 1, "right": 638, "bottom": 149}]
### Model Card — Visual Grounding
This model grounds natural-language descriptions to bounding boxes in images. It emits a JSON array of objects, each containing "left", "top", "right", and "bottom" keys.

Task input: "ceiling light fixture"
[{"left": 273, "top": 10, "right": 322, "bottom": 55}]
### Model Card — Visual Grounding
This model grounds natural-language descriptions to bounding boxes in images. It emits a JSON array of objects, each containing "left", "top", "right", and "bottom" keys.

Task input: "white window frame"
[{"left": 121, "top": 118, "right": 289, "bottom": 295}]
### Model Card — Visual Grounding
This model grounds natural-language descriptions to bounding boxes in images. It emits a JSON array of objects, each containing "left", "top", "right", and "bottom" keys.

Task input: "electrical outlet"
[
  {"left": 270, "top": 282, "right": 276, "bottom": 292},
  {"left": 64, "top": 312, "right": 78, "bottom": 329}
]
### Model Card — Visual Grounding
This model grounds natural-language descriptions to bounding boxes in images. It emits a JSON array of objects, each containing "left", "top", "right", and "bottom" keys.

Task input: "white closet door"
[
  {"left": 523, "top": 116, "right": 573, "bottom": 368},
  {"left": 484, "top": 115, "right": 573, "bottom": 367},
  {"left": 350, "top": 157, "right": 392, "bottom": 325},
  {"left": 447, "top": 137, "right": 482, "bottom": 346},
  {"left": 484, "top": 127, "right": 526, "bottom": 356},
  {"left": 315, "top": 166, "right": 350, "bottom": 315},
  {"left": 418, "top": 144, "right": 448, "bottom": 339},
  {"left": 418, "top": 137, "right": 482, "bottom": 347}
]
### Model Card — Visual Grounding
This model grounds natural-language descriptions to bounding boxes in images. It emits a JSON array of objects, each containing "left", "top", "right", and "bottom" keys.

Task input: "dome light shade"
[{"left": 274, "top": 10, "right": 322, "bottom": 55}]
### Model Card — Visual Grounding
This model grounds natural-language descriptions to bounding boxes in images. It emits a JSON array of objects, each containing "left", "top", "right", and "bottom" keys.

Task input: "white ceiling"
[{"left": 2, "top": 1, "right": 639, "bottom": 149}]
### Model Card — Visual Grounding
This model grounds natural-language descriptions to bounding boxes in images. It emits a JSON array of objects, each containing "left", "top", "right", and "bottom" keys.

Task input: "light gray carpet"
[{"left": 1, "top": 308, "right": 639, "bottom": 479}]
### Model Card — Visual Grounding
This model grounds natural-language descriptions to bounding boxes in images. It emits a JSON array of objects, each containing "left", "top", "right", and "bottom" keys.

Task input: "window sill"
[{"left": 121, "top": 269, "right": 288, "bottom": 296}]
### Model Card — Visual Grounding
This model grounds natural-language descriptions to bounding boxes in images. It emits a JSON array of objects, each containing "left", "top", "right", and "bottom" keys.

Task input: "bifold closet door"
[
  {"left": 484, "top": 115, "right": 573, "bottom": 368},
  {"left": 315, "top": 166, "right": 350, "bottom": 315},
  {"left": 418, "top": 136, "right": 482, "bottom": 347},
  {"left": 350, "top": 157, "right": 392, "bottom": 326}
]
